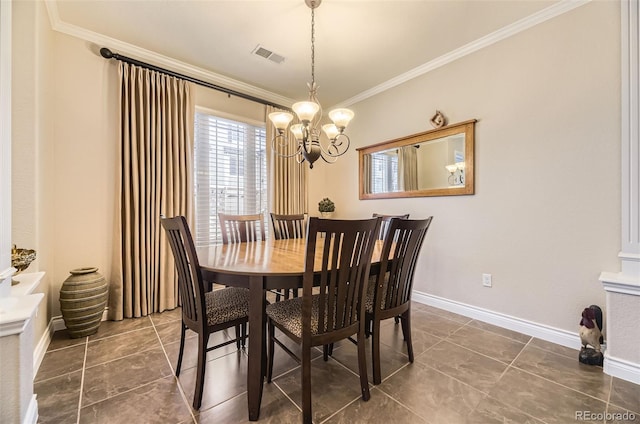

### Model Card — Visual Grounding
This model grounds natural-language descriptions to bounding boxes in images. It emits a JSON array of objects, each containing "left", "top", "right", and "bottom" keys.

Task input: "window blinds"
[{"left": 194, "top": 112, "right": 267, "bottom": 246}]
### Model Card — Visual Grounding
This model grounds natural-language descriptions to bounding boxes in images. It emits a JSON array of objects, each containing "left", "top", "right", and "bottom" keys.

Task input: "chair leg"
[
  {"left": 364, "top": 315, "right": 372, "bottom": 338},
  {"left": 267, "top": 319, "right": 275, "bottom": 383},
  {"left": 235, "top": 324, "right": 241, "bottom": 349},
  {"left": 356, "top": 329, "right": 371, "bottom": 401},
  {"left": 323, "top": 345, "right": 329, "bottom": 361},
  {"left": 372, "top": 319, "right": 382, "bottom": 385},
  {"left": 176, "top": 322, "right": 187, "bottom": 377},
  {"left": 301, "top": 346, "right": 313, "bottom": 424},
  {"left": 241, "top": 322, "right": 247, "bottom": 349},
  {"left": 400, "top": 311, "right": 414, "bottom": 363},
  {"left": 193, "top": 333, "right": 208, "bottom": 409}
]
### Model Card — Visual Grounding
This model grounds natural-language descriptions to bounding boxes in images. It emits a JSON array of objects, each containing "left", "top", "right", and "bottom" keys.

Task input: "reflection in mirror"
[{"left": 358, "top": 120, "right": 476, "bottom": 199}]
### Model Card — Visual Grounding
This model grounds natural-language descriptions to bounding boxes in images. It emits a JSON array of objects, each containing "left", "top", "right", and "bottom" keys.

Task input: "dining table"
[{"left": 197, "top": 237, "right": 386, "bottom": 421}]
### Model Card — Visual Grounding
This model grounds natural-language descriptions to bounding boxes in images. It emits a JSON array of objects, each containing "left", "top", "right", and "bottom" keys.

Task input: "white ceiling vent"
[{"left": 252, "top": 45, "right": 285, "bottom": 64}]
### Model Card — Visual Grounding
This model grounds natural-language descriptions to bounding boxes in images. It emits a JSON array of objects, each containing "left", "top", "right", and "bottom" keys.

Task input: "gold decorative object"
[
  {"left": 430, "top": 110, "right": 447, "bottom": 128},
  {"left": 11, "top": 245, "right": 36, "bottom": 286}
]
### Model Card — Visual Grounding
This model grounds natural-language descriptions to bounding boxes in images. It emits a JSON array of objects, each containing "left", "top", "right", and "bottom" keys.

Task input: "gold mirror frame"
[{"left": 358, "top": 119, "right": 476, "bottom": 199}]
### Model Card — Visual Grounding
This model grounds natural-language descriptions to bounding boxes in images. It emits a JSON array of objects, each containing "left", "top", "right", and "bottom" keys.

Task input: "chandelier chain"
[{"left": 310, "top": 5, "right": 315, "bottom": 87}]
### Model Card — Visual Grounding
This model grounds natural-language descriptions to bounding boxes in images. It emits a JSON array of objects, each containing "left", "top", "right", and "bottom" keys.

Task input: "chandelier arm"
[
  {"left": 319, "top": 151, "right": 337, "bottom": 164},
  {"left": 320, "top": 134, "right": 351, "bottom": 158},
  {"left": 301, "top": 127, "right": 312, "bottom": 156},
  {"left": 271, "top": 135, "right": 303, "bottom": 158}
]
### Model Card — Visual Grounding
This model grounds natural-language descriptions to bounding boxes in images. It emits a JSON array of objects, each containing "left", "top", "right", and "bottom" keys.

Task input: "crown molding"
[
  {"left": 44, "top": 0, "right": 590, "bottom": 110},
  {"left": 339, "top": 0, "right": 591, "bottom": 107},
  {"left": 43, "top": 0, "right": 296, "bottom": 108}
]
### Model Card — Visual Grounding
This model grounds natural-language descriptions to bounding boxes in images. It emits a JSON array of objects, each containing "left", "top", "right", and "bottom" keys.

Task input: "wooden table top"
[{"left": 197, "top": 238, "right": 386, "bottom": 277}]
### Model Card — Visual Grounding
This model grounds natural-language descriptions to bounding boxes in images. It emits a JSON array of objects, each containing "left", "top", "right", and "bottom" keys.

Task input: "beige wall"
[
  {"left": 194, "top": 85, "right": 266, "bottom": 123},
  {"left": 12, "top": 1, "right": 620, "bottom": 342},
  {"left": 309, "top": 0, "right": 620, "bottom": 333},
  {"left": 12, "top": 0, "right": 55, "bottom": 344}
]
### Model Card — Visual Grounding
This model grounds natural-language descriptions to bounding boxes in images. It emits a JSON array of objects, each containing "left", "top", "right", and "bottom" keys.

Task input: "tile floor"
[{"left": 35, "top": 302, "right": 640, "bottom": 424}]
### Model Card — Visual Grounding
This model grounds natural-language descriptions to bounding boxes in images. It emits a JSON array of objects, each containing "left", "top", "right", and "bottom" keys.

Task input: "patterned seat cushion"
[
  {"left": 365, "top": 274, "right": 389, "bottom": 313},
  {"left": 266, "top": 295, "right": 334, "bottom": 338},
  {"left": 205, "top": 287, "right": 250, "bottom": 326}
]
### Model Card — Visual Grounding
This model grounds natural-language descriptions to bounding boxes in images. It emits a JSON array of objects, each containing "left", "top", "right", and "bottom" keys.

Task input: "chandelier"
[{"left": 268, "top": 0, "right": 354, "bottom": 169}]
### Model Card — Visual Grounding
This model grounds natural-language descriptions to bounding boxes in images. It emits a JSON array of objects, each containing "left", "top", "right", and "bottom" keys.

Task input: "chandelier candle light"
[{"left": 268, "top": 0, "right": 354, "bottom": 168}]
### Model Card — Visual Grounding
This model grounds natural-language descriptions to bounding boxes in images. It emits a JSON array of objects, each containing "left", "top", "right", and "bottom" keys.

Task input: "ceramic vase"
[{"left": 59, "top": 267, "right": 108, "bottom": 338}]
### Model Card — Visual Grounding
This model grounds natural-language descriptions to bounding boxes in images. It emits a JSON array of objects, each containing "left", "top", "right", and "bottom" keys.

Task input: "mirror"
[{"left": 358, "top": 119, "right": 476, "bottom": 199}]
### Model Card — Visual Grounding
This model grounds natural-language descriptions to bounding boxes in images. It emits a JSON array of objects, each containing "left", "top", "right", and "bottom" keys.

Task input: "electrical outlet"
[{"left": 482, "top": 273, "right": 492, "bottom": 287}]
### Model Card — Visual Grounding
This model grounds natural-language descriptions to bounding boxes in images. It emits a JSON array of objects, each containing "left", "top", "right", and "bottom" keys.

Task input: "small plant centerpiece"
[{"left": 318, "top": 198, "right": 335, "bottom": 218}]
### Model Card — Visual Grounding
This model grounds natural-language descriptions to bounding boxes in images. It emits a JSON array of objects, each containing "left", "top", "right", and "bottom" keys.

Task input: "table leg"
[{"left": 247, "top": 275, "right": 265, "bottom": 421}]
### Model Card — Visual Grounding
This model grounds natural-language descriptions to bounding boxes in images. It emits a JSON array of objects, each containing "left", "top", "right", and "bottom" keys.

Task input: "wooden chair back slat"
[
  {"left": 372, "top": 213, "right": 410, "bottom": 240},
  {"left": 376, "top": 217, "right": 432, "bottom": 312},
  {"left": 219, "top": 213, "right": 266, "bottom": 244},
  {"left": 270, "top": 213, "right": 307, "bottom": 240},
  {"left": 160, "top": 216, "right": 206, "bottom": 329}
]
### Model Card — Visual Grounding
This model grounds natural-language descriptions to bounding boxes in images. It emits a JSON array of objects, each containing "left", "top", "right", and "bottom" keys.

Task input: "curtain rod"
[{"left": 100, "top": 47, "right": 291, "bottom": 111}]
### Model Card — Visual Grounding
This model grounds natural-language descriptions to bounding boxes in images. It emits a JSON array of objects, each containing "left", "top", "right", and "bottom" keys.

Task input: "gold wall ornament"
[
  {"left": 430, "top": 110, "right": 447, "bottom": 128},
  {"left": 11, "top": 244, "right": 36, "bottom": 285}
]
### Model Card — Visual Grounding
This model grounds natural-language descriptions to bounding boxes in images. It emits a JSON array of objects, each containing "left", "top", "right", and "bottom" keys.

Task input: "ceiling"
[{"left": 49, "top": 0, "right": 568, "bottom": 108}]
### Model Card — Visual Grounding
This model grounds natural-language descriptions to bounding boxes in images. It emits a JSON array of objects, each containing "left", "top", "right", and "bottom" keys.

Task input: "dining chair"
[
  {"left": 372, "top": 213, "right": 410, "bottom": 240},
  {"left": 265, "top": 217, "right": 381, "bottom": 424},
  {"left": 218, "top": 212, "right": 266, "bottom": 244},
  {"left": 372, "top": 213, "right": 410, "bottom": 324},
  {"left": 161, "top": 216, "right": 250, "bottom": 409},
  {"left": 365, "top": 216, "right": 433, "bottom": 384},
  {"left": 270, "top": 213, "right": 307, "bottom": 240},
  {"left": 270, "top": 213, "right": 307, "bottom": 301}
]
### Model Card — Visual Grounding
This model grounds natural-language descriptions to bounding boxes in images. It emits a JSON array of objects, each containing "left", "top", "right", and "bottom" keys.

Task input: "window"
[
  {"left": 371, "top": 151, "right": 398, "bottom": 193},
  {"left": 194, "top": 110, "right": 267, "bottom": 246}
]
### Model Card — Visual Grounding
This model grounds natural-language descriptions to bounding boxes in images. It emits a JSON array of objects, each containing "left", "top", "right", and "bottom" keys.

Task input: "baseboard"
[
  {"left": 604, "top": 354, "right": 640, "bottom": 384},
  {"left": 51, "top": 315, "right": 66, "bottom": 332},
  {"left": 33, "top": 320, "right": 55, "bottom": 374},
  {"left": 23, "top": 395, "right": 38, "bottom": 424},
  {"left": 414, "top": 291, "right": 640, "bottom": 384},
  {"left": 412, "top": 290, "right": 582, "bottom": 350},
  {"left": 34, "top": 308, "right": 109, "bottom": 375}
]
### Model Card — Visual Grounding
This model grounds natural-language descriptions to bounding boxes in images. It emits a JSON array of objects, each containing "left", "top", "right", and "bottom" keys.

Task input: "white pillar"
[
  {"left": 0, "top": 0, "right": 15, "bottom": 297},
  {"left": 599, "top": 0, "right": 640, "bottom": 385},
  {"left": 0, "top": 294, "right": 44, "bottom": 424}
]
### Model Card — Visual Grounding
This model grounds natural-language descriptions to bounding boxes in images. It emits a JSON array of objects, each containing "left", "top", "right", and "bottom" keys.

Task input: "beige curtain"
[
  {"left": 266, "top": 105, "right": 308, "bottom": 215},
  {"left": 398, "top": 146, "right": 419, "bottom": 191},
  {"left": 109, "top": 62, "right": 195, "bottom": 320},
  {"left": 363, "top": 153, "right": 372, "bottom": 194}
]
